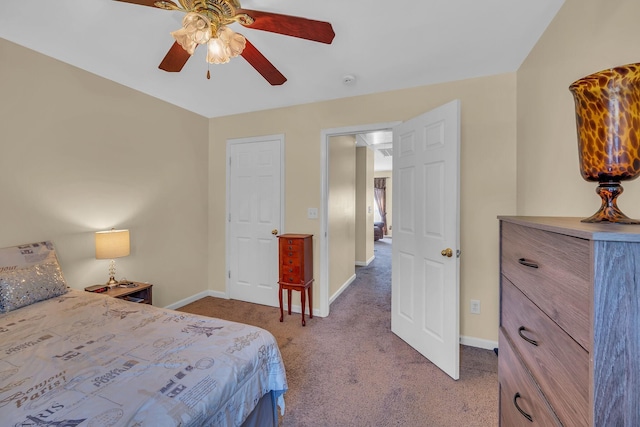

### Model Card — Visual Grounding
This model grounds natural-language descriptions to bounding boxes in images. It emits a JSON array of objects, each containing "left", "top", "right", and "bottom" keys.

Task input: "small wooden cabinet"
[
  {"left": 498, "top": 217, "right": 640, "bottom": 426},
  {"left": 278, "top": 234, "right": 313, "bottom": 326},
  {"left": 86, "top": 282, "right": 153, "bottom": 305}
]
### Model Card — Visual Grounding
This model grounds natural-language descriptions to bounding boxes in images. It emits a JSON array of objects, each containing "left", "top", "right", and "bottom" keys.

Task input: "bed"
[{"left": 0, "top": 242, "right": 287, "bottom": 426}]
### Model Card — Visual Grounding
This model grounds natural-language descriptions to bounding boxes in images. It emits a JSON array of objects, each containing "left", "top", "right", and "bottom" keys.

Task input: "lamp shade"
[{"left": 95, "top": 229, "right": 130, "bottom": 259}]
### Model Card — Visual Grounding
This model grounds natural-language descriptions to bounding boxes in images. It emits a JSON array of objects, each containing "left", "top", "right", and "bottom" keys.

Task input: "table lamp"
[{"left": 95, "top": 228, "right": 130, "bottom": 287}]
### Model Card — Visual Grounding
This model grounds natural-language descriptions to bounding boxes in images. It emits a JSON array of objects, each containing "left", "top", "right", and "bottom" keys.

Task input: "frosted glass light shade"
[
  {"left": 95, "top": 229, "right": 130, "bottom": 259},
  {"left": 207, "top": 37, "right": 231, "bottom": 64},
  {"left": 171, "top": 12, "right": 212, "bottom": 55}
]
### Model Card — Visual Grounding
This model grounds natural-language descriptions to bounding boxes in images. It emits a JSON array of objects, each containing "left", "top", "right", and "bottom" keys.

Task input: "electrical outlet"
[{"left": 470, "top": 299, "right": 481, "bottom": 315}]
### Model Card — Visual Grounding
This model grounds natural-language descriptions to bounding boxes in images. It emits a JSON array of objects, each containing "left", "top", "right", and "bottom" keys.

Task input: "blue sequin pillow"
[{"left": 0, "top": 242, "right": 68, "bottom": 313}]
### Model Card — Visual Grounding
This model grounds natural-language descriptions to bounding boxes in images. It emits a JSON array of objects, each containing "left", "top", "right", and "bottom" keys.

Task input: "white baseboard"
[
  {"left": 355, "top": 255, "right": 375, "bottom": 267},
  {"left": 329, "top": 273, "right": 357, "bottom": 305},
  {"left": 460, "top": 335, "right": 498, "bottom": 350},
  {"left": 165, "top": 289, "right": 226, "bottom": 310}
]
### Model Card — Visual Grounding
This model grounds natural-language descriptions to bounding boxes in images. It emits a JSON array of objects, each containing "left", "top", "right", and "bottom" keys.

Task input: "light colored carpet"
[{"left": 178, "top": 239, "right": 498, "bottom": 426}]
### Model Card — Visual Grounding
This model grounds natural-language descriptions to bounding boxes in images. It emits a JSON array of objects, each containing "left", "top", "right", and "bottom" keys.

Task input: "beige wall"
[
  {"left": 3, "top": 28, "right": 523, "bottom": 342},
  {"left": 374, "top": 171, "right": 392, "bottom": 237},
  {"left": 517, "top": 0, "right": 640, "bottom": 218},
  {"left": 327, "top": 136, "right": 356, "bottom": 296},
  {"left": 210, "top": 73, "right": 517, "bottom": 342},
  {"left": 0, "top": 39, "right": 210, "bottom": 308},
  {"left": 355, "top": 147, "right": 374, "bottom": 264}
]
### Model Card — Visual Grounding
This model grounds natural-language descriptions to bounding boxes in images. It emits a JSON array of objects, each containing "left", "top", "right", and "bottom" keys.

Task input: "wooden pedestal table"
[
  {"left": 278, "top": 233, "right": 313, "bottom": 326},
  {"left": 278, "top": 280, "right": 313, "bottom": 326}
]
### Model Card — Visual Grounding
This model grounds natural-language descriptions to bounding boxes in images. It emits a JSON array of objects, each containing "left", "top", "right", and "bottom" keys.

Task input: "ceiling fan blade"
[
  {"left": 159, "top": 42, "right": 192, "bottom": 72},
  {"left": 113, "top": 0, "right": 161, "bottom": 7},
  {"left": 241, "top": 40, "right": 287, "bottom": 86},
  {"left": 237, "top": 9, "right": 335, "bottom": 44}
]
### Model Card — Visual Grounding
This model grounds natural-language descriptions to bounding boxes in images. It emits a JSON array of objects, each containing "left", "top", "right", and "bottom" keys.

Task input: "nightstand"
[{"left": 86, "top": 282, "right": 153, "bottom": 305}]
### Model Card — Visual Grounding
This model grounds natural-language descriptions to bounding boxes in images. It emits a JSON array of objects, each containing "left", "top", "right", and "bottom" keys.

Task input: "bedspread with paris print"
[{"left": 0, "top": 289, "right": 287, "bottom": 426}]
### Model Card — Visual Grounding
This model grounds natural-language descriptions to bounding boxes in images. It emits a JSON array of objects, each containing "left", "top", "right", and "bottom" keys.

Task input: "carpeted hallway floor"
[{"left": 178, "top": 238, "right": 498, "bottom": 426}]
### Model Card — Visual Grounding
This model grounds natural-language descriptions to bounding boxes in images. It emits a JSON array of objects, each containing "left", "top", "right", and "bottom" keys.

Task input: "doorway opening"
[{"left": 319, "top": 121, "right": 400, "bottom": 318}]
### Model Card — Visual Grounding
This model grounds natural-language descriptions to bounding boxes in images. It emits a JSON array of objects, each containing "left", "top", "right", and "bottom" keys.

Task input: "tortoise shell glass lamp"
[{"left": 569, "top": 63, "right": 640, "bottom": 223}]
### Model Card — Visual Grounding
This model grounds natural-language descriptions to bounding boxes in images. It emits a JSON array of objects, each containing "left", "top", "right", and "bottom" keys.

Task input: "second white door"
[{"left": 227, "top": 135, "right": 283, "bottom": 306}]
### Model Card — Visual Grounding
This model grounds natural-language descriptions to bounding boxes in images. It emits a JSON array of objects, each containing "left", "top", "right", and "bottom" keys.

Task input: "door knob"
[
  {"left": 441, "top": 248, "right": 453, "bottom": 258},
  {"left": 272, "top": 229, "right": 279, "bottom": 235}
]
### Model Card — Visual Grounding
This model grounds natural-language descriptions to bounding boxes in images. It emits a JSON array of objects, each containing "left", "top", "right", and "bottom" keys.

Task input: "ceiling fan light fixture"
[
  {"left": 170, "top": 11, "right": 246, "bottom": 66},
  {"left": 207, "top": 37, "right": 231, "bottom": 64},
  {"left": 218, "top": 26, "right": 246, "bottom": 57},
  {"left": 171, "top": 12, "right": 212, "bottom": 55},
  {"left": 183, "top": 12, "right": 212, "bottom": 45},
  {"left": 170, "top": 27, "right": 197, "bottom": 55},
  {"left": 206, "top": 26, "right": 245, "bottom": 64}
]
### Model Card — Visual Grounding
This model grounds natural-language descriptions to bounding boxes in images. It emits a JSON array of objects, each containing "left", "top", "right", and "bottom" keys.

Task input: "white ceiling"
[
  {"left": 0, "top": 0, "right": 564, "bottom": 119},
  {"left": 357, "top": 131, "right": 393, "bottom": 172}
]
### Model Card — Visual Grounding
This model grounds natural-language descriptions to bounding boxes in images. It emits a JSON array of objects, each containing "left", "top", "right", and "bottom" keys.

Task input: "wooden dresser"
[
  {"left": 498, "top": 217, "right": 640, "bottom": 426},
  {"left": 278, "top": 233, "right": 313, "bottom": 326}
]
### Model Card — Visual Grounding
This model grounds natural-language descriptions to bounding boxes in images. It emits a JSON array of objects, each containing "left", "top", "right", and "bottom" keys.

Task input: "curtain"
[{"left": 374, "top": 178, "right": 387, "bottom": 235}]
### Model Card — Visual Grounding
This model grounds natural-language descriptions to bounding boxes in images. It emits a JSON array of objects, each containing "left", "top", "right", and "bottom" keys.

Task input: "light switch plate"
[{"left": 307, "top": 208, "right": 318, "bottom": 219}]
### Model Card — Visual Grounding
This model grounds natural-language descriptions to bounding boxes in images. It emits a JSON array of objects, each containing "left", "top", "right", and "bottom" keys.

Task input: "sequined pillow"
[{"left": 0, "top": 242, "right": 68, "bottom": 313}]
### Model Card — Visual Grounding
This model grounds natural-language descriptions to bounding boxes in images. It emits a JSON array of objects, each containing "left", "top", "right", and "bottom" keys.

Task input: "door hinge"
[
  {"left": 228, "top": 270, "right": 231, "bottom": 279},
  {"left": 228, "top": 213, "right": 231, "bottom": 222}
]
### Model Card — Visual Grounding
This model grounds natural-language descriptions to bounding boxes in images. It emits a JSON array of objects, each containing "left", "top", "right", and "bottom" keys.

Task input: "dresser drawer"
[
  {"left": 280, "top": 238, "right": 304, "bottom": 249},
  {"left": 499, "top": 330, "right": 561, "bottom": 427},
  {"left": 280, "top": 248, "right": 302, "bottom": 260},
  {"left": 280, "top": 264, "right": 300, "bottom": 275},
  {"left": 280, "top": 256, "right": 301, "bottom": 268},
  {"left": 501, "top": 221, "right": 590, "bottom": 349},
  {"left": 501, "top": 278, "right": 589, "bottom": 427},
  {"left": 280, "top": 265, "right": 301, "bottom": 283},
  {"left": 280, "top": 276, "right": 303, "bottom": 285}
]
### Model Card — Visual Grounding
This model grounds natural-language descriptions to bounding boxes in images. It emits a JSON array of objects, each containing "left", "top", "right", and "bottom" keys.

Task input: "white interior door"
[
  {"left": 391, "top": 100, "right": 461, "bottom": 380},
  {"left": 227, "top": 135, "right": 283, "bottom": 307}
]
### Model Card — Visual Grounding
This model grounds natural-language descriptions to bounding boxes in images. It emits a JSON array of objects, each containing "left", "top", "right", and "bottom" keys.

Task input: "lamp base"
[
  {"left": 582, "top": 182, "right": 640, "bottom": 224},
  {"left": 106, "top": 276, "right": 119, "bottom": 288}
]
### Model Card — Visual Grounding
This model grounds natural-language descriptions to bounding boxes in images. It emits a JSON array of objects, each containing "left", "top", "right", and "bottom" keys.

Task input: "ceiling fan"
[{"left": 114, "top": 0, "right": 335, "bottom": 85}]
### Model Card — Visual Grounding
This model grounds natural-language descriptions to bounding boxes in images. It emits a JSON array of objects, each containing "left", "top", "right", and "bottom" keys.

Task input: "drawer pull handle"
[
  {"left": 518, "top": 326, "right": 539, "bottom": 346},
  {"left": 518, "top": 258, "right": 539, "bottom": 269},
  {"left": 513, "top": 393, "right": 533, "bottom": 422}
]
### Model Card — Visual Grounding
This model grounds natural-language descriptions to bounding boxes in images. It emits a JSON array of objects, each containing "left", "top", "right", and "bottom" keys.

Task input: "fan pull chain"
[{"left": 207, "top": 64, "right": 211, "bottom": 80}]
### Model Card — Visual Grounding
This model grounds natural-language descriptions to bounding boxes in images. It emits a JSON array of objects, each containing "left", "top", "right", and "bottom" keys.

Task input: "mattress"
[{"left": 0, "top": 289, "right": 287, "bottom": 426}]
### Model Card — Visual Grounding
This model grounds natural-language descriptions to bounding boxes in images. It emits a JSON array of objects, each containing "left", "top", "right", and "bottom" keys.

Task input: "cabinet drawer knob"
[
  {"left": 513, "top": 393, "right": 533, "bottom": 422},
  {"left": 518, "top": 326, "right": 539, "bottom": 346},
  {"left": 518, "top": 258, "right": 539, "bottom": 269}
]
